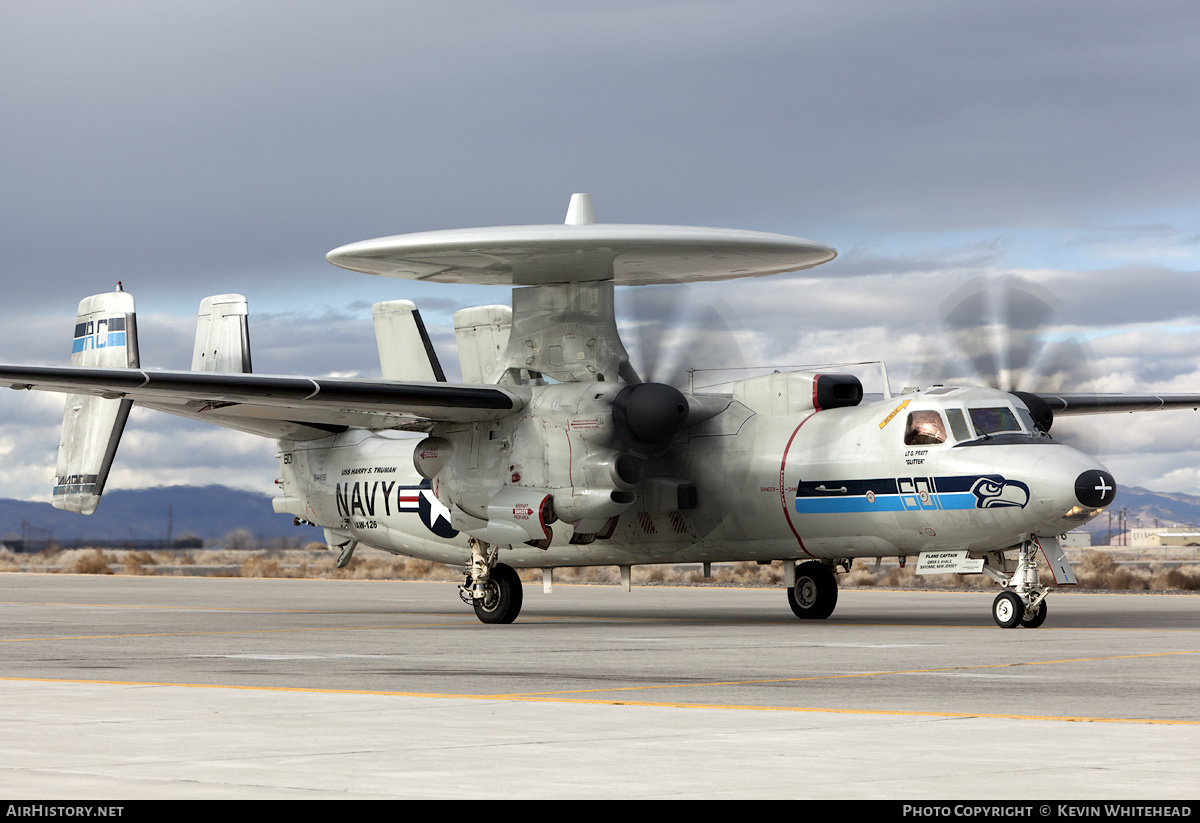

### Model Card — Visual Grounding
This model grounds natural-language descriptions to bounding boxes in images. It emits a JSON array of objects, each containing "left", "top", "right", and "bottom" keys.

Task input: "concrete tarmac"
[{"left": 0, "top": 573, "right": 1198, "bottom": 799}]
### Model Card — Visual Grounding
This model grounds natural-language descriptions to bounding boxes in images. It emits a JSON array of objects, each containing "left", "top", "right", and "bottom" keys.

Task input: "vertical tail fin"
[
  {"left": 52, "top": 286, "right": 139, "bottom": 514},
  {"left": 372, "top": 299, "right": 446, "bottom": 382},
  {"left": 192, "top": 294, "right": 252, "bottom": 373},
  {"left": 453, "top": 305, "right": 511, "bottom": 384}
]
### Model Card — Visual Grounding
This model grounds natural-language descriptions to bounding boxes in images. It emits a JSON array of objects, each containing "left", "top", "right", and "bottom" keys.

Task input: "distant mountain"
[
  {"left": 1078, "top": 486, "right": 1200, "bottom": 541},
  {"left": 0, "top": 485, "right": 303, "bottom": 547}
]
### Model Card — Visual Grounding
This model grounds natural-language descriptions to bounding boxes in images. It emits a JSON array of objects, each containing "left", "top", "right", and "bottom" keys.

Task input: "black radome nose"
[{"left": 1075, "top": 470, "right": 1116, "bottom": 508}]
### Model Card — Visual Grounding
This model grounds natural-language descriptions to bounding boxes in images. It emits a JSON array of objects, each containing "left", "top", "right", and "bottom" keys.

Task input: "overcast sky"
[{"left": 2, "top": 1, "right": 1200, "bottom": 502}]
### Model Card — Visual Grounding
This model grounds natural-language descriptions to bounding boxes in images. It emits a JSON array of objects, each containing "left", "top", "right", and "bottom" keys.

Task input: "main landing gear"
[
  {"left": 460, "top": 538, "right": 524, "bottom": 624},
  {"left": 984, "top": 538, "right": 1050, "bottom": 629},
  {"left": 787, "top": 560, "right": 839, "bottom": 620}
]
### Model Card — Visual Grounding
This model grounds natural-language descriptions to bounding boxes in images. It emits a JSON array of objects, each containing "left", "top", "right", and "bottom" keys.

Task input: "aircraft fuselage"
[{"left": 276, "top": 383, "right": 1113, "bottom": 570}]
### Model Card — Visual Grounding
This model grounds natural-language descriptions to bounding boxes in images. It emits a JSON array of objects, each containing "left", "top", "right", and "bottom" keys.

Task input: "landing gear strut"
[
  {"left": 459, "top": 538, "right": 524, "bottom": 624},
  {"left": 984, "top": 538, "right": 1049, "bottom": 629},
  {"left": 787, "top": 560, "right": 839, "bottom": 620}
]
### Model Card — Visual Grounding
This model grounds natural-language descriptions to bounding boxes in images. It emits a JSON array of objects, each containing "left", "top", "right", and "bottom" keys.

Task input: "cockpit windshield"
[{"left": 968, "top": 406, "right": 1022, "bottom": 436}]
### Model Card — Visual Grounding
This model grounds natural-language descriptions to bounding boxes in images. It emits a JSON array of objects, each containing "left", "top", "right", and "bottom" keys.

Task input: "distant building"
[
  {"left": 1062, "top": 531, "right": 1092, "bottom": 548},
  {"left": 1128, "top": 527, "right": 1200, "bottom": 547}
]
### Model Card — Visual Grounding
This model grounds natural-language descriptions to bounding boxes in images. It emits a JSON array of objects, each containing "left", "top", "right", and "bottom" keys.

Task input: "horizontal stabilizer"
[{"left": 54, "top": 288, "right": 138, "bottom": 514}]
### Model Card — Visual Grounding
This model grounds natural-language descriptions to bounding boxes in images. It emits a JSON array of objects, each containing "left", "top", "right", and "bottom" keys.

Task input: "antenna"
[{"left": 564, "top": 193, "right": 597, "bottom": 225}]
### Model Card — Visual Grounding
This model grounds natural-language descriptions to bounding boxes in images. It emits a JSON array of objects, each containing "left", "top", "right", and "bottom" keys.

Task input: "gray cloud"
[
  {"left": 5, "top": 2, "right": 1200, "bottom": 297},
  {"left": 3, "top": 1, "right": 1200, "bottom": 497}
]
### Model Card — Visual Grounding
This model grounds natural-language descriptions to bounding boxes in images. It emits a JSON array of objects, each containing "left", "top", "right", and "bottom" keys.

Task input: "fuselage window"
[
  {"left": 904, "top": 410, "right": 948, "bottom": 445},
  {"left": 969, "top": 406, "right": 1021, "bottom": 436}
]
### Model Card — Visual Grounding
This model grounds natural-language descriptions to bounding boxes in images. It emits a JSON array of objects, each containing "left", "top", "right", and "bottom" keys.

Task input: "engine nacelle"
[
  {"left": 474, "top": 486, "right": 556, "bottom": 547},
  {"left": 417, "top": 380, "right": 691, "bottom": 544},
  {"left": 413, "top": 436, "right": 453, "bottom": 479},
  {"left": 553, "top": 487, "right": 637, "bottom": 534},
  {"left": 732, "top": 371, "right": 862, "bottom": 417}
]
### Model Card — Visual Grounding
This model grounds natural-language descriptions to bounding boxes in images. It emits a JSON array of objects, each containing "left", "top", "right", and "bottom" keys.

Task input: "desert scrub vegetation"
[
  {"left": 1073, "top": 551, "right": 1200, "bottom": 591},
  {"left": 62, "top": 548, "right": 117, "bottom": 575},
  {"left": 0, "top": 549, "right": 20, "bottom": 573},
  {"left": 521, "top": 561, "right": 788, "bottom": 587},
  {"left": 235, "top": 549, "right": 461, "bottom": 581},
  {"left": 2, "top": 545, "right": 1199, "bottom": 592}
]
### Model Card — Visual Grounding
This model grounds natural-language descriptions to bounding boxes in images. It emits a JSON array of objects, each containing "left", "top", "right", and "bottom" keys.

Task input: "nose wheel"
[
  {"left": 1020, "top": 599, "right": 1048, "bottom": 628},
  {"left": 986, "top": 538, "right": 1052, "bottom": 629},
  {"left": 992, "top": 591, "right": 1024, "bottom": 628}
]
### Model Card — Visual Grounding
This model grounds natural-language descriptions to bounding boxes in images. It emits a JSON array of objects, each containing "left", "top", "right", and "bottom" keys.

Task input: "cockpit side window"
[
  {"left": 969, "top": 406, "right": 1021, "bottom": 436},
  {"left": 904, "top": 410, "right": 948, "bottom": 445},
  {"left": 1015, "top": 406, "right": 1049, "bottom": 437},
  {"left": 945, "top": 408, "right": 971, "bottom": 442}
]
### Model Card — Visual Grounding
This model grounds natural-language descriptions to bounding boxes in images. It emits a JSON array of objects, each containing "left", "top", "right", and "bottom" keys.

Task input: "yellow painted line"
[
  {"left": 490, "top": 648, "right": 1200, "bottom": 698},
  {"left": 0, "top": 675, "right": 1195, "bottom": 725}
]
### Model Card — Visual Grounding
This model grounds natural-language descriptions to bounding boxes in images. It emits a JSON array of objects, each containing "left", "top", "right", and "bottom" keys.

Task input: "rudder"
[{"left": 52, "top": 286, "right": 138, "bottom": 514}]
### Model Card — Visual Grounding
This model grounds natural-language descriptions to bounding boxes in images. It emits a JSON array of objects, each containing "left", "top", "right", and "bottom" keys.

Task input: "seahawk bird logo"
[{"left": 970, "top": 476, "right": 1030, "bottom": 509}]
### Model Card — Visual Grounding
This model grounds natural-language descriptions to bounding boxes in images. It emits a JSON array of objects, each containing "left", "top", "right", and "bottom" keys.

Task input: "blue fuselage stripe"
[
  {"left": 792, "top": 474, "right": 1023, "bottom": 515},
  {"left": 795, "top": 492, "right": 980, "bottom": 514}
]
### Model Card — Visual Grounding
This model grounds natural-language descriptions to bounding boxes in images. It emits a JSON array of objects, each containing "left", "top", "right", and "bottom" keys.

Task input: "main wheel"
[
  {"left": 787, "top": 561, "right": 838, "bottom": 620},
  {"left": 992, "top": 590, "right": 1024, "bottom": 629},
  {"left": 1020, "top": 599, "right": 1047, "bottom": 629},
  {"left": 473, "top": 563, "right": 524, "bottom": 624}
]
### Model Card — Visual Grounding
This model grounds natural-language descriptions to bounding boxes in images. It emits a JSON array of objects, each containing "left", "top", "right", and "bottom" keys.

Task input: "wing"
[
  {"left": 0, "top": 364, "right": 528, "bottom": 440},
  {"left": 1035, "top": 393, "right": 1200, "bottom": 415}
]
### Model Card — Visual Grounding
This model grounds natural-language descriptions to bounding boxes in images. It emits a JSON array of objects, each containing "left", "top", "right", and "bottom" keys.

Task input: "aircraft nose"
[
  {"left": 1031, "top": 452, "right": 1116, "bottom": 528},
  {"left": 1074, "top": 469, "right": 1116, "bottom": 509}
]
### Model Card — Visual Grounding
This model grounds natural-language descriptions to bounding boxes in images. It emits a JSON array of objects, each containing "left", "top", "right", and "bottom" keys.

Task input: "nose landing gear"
[{"left": 985, "top": 537, "right": 1058, "bottom": 629}]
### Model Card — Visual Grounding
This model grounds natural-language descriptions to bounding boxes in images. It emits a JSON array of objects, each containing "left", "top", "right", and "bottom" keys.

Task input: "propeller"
[
  {"left": 590, "top": 286, "right": 751, "bottom": 503},
  {"left": 911, "top": 275, "right": 1103, "bottom": 454},
  {"left": 615, "top": 285, "right": 753, "bottom": 391}
]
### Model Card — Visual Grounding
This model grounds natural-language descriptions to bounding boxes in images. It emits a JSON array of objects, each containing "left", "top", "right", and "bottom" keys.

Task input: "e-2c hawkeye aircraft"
[{"left": 3, "top": 195, "right": 1197, "bottom": 628}]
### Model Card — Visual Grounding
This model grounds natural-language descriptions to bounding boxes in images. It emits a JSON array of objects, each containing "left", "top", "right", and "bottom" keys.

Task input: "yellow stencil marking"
[{"left": 879, "top": 398, "right": 911, "bottom": 429}]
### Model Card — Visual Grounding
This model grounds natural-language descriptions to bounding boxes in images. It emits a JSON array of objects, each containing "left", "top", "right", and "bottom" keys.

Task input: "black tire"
[
  {"left": 473, "top": 563, "right": 523, "bottom": 624},
  {"left": 992, "top": 591, "right": 1024, "bottom": 629},
  {"left": 1020, "top": 599, "right": 1047, "bottom": 629},
  {"left": 787, "top": 561, "right": 838, "bottom": 620}
]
